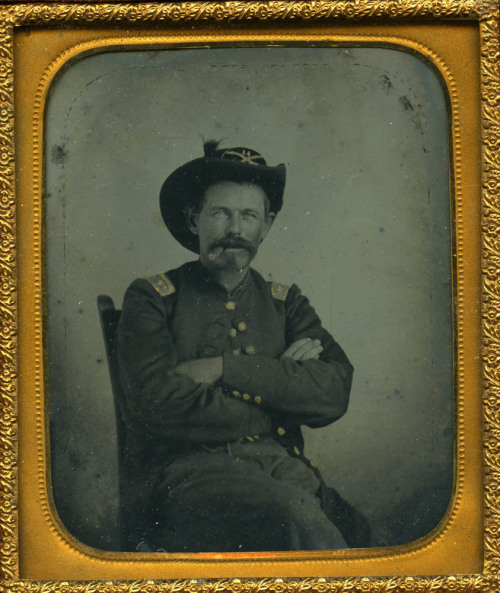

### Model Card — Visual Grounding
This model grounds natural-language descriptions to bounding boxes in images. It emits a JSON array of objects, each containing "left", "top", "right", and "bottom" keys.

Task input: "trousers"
[{"left": 149, "top": 438, "right": 348, "bottom": 552}]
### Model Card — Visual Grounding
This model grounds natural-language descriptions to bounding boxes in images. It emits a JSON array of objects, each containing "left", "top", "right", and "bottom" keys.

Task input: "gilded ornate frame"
[{"left": 1, "top": 0, "right": 499, "bottom": 591}]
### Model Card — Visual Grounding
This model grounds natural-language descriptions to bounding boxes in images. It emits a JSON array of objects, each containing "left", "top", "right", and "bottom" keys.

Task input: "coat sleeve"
[
  {"left": 222, "top": 284, "right": 353, "bottom": 428},
  {"left": 115, "top": 278, "right": 272, "bottom": 443}
]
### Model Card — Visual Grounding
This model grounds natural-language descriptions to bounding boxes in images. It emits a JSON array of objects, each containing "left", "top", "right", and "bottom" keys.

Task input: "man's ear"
[
  {"left": 260, "top": 212, "right": 276, "bottom": 242},
  {"left": 185, "top": 206, "right": 199, "bottom": 235}
]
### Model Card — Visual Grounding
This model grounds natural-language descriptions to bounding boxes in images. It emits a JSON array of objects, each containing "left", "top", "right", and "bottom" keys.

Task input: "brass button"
[
  {"left": 245, "top": 436, "right": 255, "bottom": 442},
  {"left": 237, "top": 322, "right": 247, "bottom": 332},
  {"left": 229, "top": 328, "right": 237, "bottom": 338},
  {"left": 310, "top": 460, "right": 318, "bottom": 468},
  {"left": 277, "top": 427, "right": 286, "bottom": 436},
  {"left": 232, "top": 390, "right": 241, "bottom": 398},
  {"left": 233, "top": 348, "right": 241, "bottom": 356},
  {"left": 226, "top": 301, "right": 236, "bottom": 311},
  {"left": 293, "top": 446, "right": 301, "bottom": 456},
  {"left": 245, "top": 345, "right": 256, "bottom": 355},
  {"left": 254, "top": 396, "right": 262, "bottom": 405},
  {"left": 242, "top": 393, "right": 251, "bottom": 401}
]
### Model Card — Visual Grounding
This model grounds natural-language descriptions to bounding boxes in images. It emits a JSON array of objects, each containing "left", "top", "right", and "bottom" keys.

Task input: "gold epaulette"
[
  {"left": 270, "top": 281, "right": 289, "bottom": 301},
  {"left": 146, "top": 273, "right": 176, "bottom": 297}
]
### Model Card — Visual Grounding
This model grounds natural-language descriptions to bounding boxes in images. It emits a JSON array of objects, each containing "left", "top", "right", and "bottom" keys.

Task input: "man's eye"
[
  {"left": 213, "top": 210, "right": 228, "bottom": 217},
  {"left": 243, "top": 212, "right": 258, "bottom": 219}
]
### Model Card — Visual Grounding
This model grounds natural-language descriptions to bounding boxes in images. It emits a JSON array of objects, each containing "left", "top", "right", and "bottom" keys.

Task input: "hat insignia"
[{"left": 221, "top": 148, "right": 265, "bottom": 166}]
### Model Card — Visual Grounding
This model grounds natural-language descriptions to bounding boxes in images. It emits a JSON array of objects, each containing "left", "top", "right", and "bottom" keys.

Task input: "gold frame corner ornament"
[{"left": 0, "top": 0, "right": 499, "bottom": 591}]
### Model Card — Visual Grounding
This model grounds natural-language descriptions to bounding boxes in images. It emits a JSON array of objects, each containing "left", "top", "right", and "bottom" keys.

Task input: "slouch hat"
[{"left": 160, "top": 141, "right": 286, "bottom": 253}]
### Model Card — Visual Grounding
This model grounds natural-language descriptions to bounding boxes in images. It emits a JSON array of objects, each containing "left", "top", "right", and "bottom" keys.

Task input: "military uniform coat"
[{"left": 115, "top": 261, "right": 368, "bottom": 551}]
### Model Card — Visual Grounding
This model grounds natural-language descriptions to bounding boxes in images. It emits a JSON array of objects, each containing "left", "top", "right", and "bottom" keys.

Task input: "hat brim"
[{"left": 160, "top": 157, "right": 286, "bottom": 253}]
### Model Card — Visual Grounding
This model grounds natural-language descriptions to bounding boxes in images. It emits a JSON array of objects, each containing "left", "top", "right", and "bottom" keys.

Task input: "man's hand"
[
  {"left": 170, "top": 356, "right": 223, "bottom": 385},
  {"left": 281, "top": 338, "right": 323, "bottom": 361}
]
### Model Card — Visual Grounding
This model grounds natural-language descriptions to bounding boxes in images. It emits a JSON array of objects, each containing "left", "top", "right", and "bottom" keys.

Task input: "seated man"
[{"left": 115, "top": 141, "right": 369, "bottom": 552}]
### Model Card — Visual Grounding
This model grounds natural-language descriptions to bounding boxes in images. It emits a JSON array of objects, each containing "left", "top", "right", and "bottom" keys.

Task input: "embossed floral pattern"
[{"left": 0, "top": 1, "right": 498, "bottom": 592}]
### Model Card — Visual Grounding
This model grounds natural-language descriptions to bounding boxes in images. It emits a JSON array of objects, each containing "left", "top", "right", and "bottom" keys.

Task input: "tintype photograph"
[{"left": 45, "top": 46, "right": 453, "bottom": 554}]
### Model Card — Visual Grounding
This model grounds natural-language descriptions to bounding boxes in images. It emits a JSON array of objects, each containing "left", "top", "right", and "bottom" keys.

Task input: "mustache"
[{"left": 210, "top": 237, "right": 255, "bottom": 251}]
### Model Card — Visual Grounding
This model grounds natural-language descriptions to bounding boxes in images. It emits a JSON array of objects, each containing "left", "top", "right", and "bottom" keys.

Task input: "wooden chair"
[{"left": 97, "top": 295, "right": 153, "bottom": 552}]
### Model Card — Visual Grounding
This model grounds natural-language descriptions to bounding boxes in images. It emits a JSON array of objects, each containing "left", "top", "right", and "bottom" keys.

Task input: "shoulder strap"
[
  {"left": 269, "top": 281, "right": 289, "bottom": 301},
  {"left": 145, "top": 273, "right": 176, "bottom": 297}
]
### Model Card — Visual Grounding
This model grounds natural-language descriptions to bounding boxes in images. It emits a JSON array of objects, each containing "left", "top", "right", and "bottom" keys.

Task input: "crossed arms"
[
  {"left": 115, "top": 278, "right": 353, "bottom": 444},
  {"left": 173, "top": 337, "right": 324, "bottom": 383}
]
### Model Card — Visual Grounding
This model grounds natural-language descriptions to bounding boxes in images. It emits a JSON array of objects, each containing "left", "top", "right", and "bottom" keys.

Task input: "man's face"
[{"left": 188, "top": 181, "right": 274, "bottom": 274}]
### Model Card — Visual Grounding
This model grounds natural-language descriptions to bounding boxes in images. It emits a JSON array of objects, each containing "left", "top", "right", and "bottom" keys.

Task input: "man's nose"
[{"left": 226, "top": 214, "right": 242, "bottom": 235}]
